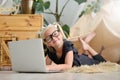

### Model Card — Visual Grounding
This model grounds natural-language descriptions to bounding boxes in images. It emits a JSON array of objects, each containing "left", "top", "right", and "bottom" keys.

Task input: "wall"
[{"left": 43, "top": 0, "right": 120, "bottom": 27}]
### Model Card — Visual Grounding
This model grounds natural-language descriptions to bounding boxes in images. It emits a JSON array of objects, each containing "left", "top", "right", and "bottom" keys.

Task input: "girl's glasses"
[{"left": 44, "top": 30, "right": 60, "bottom": 43}]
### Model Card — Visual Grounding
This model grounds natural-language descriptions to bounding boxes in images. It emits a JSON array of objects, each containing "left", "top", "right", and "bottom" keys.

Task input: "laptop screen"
[{"left": 8, "top": 39, "right": 47, "bottom": 72}]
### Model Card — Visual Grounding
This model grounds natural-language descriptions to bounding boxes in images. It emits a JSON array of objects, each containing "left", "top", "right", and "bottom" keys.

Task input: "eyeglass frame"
[{"left": 43, "top": 29, "right": 60, "bottom": 43}]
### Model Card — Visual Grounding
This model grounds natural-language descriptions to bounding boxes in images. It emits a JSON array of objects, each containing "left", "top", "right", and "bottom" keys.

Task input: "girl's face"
[{"left": 44, "top": 26, "right": 63, "bottom": 48}]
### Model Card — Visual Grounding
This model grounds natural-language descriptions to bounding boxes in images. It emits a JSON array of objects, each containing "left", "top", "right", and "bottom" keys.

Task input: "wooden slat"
[
  {"left": 0, "top": 27, "right": 41, "bottom": 31},
  {"left": 1, "top": 41, "right": 10, "bottom": 58},
  {"left": 0, "top": 14, "right": 43, "bottom": 31},
  {"left": 0, "top": 31, "right": 39, "bottom": 40}
]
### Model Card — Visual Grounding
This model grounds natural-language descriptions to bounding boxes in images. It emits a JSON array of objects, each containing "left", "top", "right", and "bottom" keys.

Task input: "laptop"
[{"left": 8, "top": 39, "right": 60, "bottom": 73}]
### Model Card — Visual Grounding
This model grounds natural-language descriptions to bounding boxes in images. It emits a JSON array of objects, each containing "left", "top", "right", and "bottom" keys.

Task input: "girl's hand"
[{"left": 46, "top": 65, "right": 50, "bottom": 71}]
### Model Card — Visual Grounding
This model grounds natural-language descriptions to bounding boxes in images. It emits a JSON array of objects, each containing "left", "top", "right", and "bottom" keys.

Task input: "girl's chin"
[{"left": 54, "top": 42, "right": 61, "bottom": 48}]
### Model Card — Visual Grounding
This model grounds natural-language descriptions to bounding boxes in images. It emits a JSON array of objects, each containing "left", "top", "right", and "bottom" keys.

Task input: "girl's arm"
[
  {"left": 46, "top": 55, "right": 52, "bottom": 65},
  {"left": 46, "top": 50, "right": 74, "bottom": 71}
]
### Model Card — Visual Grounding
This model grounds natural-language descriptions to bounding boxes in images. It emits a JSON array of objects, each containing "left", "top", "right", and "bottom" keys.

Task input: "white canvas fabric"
[{"left": 70, "top": 0, "right": 120, "bottom": 63}]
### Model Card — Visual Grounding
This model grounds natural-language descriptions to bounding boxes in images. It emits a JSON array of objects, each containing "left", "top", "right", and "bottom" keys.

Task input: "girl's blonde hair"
[{"left": 40, "top": 22, "right": 67, "bottom": 40}]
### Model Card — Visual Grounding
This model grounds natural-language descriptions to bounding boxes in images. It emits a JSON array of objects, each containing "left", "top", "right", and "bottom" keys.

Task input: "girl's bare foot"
[
  {"left": 78, "top": 37, "right": 89, "bottom": 51},
  {"left": 78, "top": 37, "right": 93, "bottom": 58},
  {"left": 84, "top": 32, "right": 96, "bottom": 43}
]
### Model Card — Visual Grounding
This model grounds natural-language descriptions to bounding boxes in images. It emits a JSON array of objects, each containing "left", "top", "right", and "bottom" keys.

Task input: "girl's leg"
[
  {"left": 78, "top": 37, "right": 98, "bottom": 56},
  {"left": 84, "top": 32, "right": 96, "bottom": 43},
  {"left": 78, "top": 32, "right": 96, "bottom": 58}
]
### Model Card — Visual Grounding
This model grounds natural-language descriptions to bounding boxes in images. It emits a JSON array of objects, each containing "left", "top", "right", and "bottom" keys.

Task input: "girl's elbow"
[{"left": 67, "top": 64, "right": 72, "bottom": 69}]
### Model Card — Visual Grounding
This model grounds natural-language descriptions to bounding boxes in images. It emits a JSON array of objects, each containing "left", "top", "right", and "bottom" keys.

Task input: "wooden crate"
[{"left": 0, "top": 14, "right": 43, "bottom": 67}]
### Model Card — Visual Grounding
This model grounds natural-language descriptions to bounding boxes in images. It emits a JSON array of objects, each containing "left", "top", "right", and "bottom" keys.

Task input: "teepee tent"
[{"left": 70, "top": 0, "right": 120, "bottom": 63}]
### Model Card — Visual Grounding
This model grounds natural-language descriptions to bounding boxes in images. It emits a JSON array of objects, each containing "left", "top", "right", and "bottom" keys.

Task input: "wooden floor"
[{"left": 0, "top": 71, "right": 120, "bottom": 80}]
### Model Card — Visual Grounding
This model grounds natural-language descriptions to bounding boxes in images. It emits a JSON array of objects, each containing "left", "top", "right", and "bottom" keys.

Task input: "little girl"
[{"left": 41, "top": 23, "right": 106, "bottom": 71}]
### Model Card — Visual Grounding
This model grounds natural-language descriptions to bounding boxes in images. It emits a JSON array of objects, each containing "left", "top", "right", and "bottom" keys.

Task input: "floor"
[{"left": 0, "top": 71, "right": 120, "bottom": 80}]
